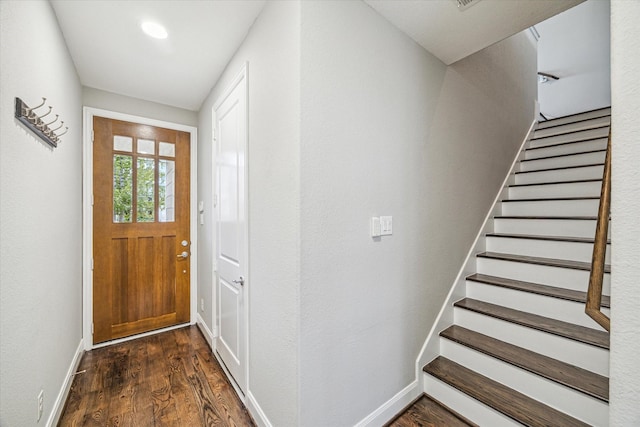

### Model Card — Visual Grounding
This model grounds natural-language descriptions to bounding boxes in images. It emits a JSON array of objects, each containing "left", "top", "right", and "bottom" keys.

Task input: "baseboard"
[
  {"left": 354, "top": 380, "right": 420, "bottom": 427},
  {"left": 47, "top": 338, "right": 84, "bottom": 427},
  {"left": 415, "top": 118, "right": 538, "bottom": 382},
  {"left": 196, "top": 313, "right": 214, "bottom": 350},
  {"left": 246, "top": 390, "right": 274, "bottom": 427}
]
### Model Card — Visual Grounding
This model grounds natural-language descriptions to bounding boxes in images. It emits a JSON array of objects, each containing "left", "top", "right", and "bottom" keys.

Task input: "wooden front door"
[{"left": 93, "top": 117, "right": 190, "bottom": 344}]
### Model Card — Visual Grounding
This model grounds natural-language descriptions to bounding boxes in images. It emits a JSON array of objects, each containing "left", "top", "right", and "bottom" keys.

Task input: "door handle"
[
  {"left": 232, "top": 276, "right": 245, "bottom": 286},
  {"left": 177, "top": 251, "right": 189, "bottom": 259}
]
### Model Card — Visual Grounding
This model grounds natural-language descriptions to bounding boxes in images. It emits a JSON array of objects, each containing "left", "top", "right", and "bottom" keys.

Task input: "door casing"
[{"left": 82, "top": 107, "right": 198, "bottom": 350}]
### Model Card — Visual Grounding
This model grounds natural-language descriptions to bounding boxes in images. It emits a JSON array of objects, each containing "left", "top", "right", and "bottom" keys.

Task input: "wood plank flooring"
[
  {"left": 386, "top": 395, "right": 477, "bottom": 427},
  {"left": 58, "top": 326, "right": 254, "bottom": 427}
]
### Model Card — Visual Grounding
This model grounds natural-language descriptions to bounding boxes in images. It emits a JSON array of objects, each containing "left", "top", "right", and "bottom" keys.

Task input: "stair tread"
[
  {"left": 525, "top": 137, "right": 608, "bottom": 151},
  {"left": 515, "top": 163, "right": 605, "bottom": 175},
  {"left": 386, "top": 394, "right": 478, "bottom": 427},
  {"left": 520, "top": 149, "right": 606, "bottom": 163},
  {"left": 424, "top": 357, "right": 590, "bottom": 427},
  {"left": 495, "top": 215, "right": 598, "bottom": 220},
  {"left": 537, "top": 108, "right": 610, "bottom": 129},
  {"left": 531, "top": 125, "right": 610, "bottom": 142},
  {"left": 477, "top": 251, "right": 611, "bottom": 273},
  {"left": 467, "top": 272, "right": 611, "bottom": 308},
  {"left": 509, "top": 178, "right": 601, "bottom": 188},
  {"left": 502, "top": 196, "right": 600, "bottom": 202},
  {"left": 454, "top": 298, "right": 610, "bottom": 349},
  {"left": 485, "top": 233, "right": 611, "bottom": 245},
  {"left": 440, "top": 325, "right": 609, "bottom": 402}
]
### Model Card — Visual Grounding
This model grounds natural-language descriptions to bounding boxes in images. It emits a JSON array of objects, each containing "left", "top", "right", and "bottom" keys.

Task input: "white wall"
[
  {"left": 298, "top": 2, "right": 536, "bottom": 425},
  {"left": 0, "top": 1, "right": 83, "bottom": 426},
  {"left": 83, "top": 86, "right": 198, "bottom": 127},
  {"left": 197, "top": 2, "right": 300, "bottom": 426},
  {"left": 610, "top": 0, "right": 640, "bottom": 424}
]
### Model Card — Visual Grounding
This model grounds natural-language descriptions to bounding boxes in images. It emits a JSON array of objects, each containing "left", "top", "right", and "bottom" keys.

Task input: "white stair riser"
[
  {"left": 534, "top": 116, "right": 611, "bottom": 138},
  {"left": 466, "top": 281, "right": 610, "bottom": 329},
  {"left": 530, "top": 127, "right": 609, "bottom": 148},
  {"left": 524, "top": 138, "right": 607, "bottom": 160},
  {"left": 485, "top": 236, "right": 611, "bottom": 264},
  {"left": 520, "top": 151, "right": 605, "bottom": 171},
  {"left": 423, "top": 373, "right": 521, "bottom": 427},
  {"left": 454, "top": 307, "right": 610, "bottom": 376},
  {"left": 440, "top": 340, "right": 609, "bottom": 426},
  {"left": 476, "top": 258, "right": 611, "bottom": 295},
  {"left": 537, "top": 110, "right": 611, "bottom": 129},
  {"left": 515, "top": 165, "right": 604, "bottom": 185},
  {"left": 509, "top": 181, "right": 602, "bottom": 199},
  {"left": 493, "top": 218, "right": 609, "bottom": 239},
  {"left": 501, "top": 199, "right": 599, "bottom": 216}
]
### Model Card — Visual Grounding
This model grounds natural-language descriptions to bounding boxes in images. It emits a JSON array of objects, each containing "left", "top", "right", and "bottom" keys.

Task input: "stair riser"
[
  {"left": 466, "top": 281, "right": 610, "bottom": 329},
  {"left": 537, "top": 109, "right": 611, "bottom": 130},
  {"left": 520, "top": 151, "right": 605, "bottom": 171},
  {"left": 440, "top": 340, "right": 608, "bottom": 426},
  {"left": 515, "top": 165, "right": 604, "bottom": 185},
  {"left": 529, "top": 127, "right": 609, "bottom": 148},
  {"left": 493, "top": 218, "right": 609, "bottom": 239},
  {"left": 454, "top": 307, "right": 609, "bottom": 376},
  {"left": 476, "top": 258, "right": 611, "bottom": 295},
  {"left": 534, "top": 116, "right": 611, "bottom": 138},
  {"left": 423, "top": 374, "right": 522, "bottom": 427},
  {"left": 509, "top": 181, "right": 602, "bottom": 199},
  {"left": 485, "top": 236, "right": 611, "bottom": 264},
  {"left": 524, "top": 138, "right": 607, "bottom": 160},
  {"left": 501, "top": 199, "right": 599, "bottom": 217}
]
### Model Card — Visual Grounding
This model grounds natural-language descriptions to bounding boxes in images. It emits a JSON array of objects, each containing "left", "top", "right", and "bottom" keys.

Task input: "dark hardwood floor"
[{"left": 58, "top": 326, "right": 254, "bottom": 427}]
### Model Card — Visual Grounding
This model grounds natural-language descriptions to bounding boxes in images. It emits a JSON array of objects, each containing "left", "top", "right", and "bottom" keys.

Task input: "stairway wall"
[{"left": 299, "top": 1, "right": 537, "bottom": 425}]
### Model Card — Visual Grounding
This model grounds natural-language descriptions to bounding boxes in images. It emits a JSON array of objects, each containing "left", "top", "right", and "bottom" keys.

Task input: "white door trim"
[
  {"left": 82, "top": 107, "right": 198, "bottom": 350},
  {"left": 212, "top": 62, "right": 250, "bottom": 395}
]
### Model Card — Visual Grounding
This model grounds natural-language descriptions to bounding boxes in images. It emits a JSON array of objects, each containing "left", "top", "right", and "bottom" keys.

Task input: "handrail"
[{"left": 585, "top": 129, "right": 611, "bottom": 331}]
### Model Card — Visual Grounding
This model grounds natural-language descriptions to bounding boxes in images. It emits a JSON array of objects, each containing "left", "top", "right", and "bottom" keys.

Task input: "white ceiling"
[
  {"left": 364, "top": 0, "right": 582, "bottom": 65},
  {"left": 51, "top": 0, "right": 588, "bottom": 112},
  {"left": 51, "top": 0, "right": 265, "bottom": 111}
]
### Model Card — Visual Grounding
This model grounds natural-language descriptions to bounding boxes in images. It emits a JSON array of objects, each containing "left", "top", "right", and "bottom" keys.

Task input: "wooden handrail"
[{"left": 585, "top": 129, "right": 611, "bottom": 331}]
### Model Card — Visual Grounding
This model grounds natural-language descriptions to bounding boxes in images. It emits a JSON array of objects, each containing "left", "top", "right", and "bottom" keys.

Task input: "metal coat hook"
[{"left": 14, "top": 97, "right": 68, "bottom": 148}]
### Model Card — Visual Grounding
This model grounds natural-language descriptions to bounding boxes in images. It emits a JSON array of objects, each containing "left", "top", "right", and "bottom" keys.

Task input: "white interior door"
[{"left": 214, "top": 65, "right": 248, "bottom": 393}]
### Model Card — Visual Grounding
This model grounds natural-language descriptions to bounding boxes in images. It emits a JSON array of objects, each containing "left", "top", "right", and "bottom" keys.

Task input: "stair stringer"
[{"left": 415, "top": 119, "right": 537, "bottom": 390}]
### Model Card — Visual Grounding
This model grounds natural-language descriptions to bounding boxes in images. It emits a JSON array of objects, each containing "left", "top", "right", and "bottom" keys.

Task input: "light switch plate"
[
  {"left": 371, "top": 217, "right": 381, "bottom": 238},
  {"left": 380, "top": 216, "right": 392, "bottom": 236}
]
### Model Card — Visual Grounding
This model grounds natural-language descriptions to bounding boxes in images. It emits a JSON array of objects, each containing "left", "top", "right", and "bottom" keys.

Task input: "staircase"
[{"left": 390, "top": 108, "right": 612, "bottom": 427}]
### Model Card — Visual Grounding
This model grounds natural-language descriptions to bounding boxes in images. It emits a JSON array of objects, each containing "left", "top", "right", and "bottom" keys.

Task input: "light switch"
[
  {"left": 380, "top": 216, "right": 392, "bottom": 236},
  {"left": 371, "top": 217, "right": 381, "bottom": 238}
]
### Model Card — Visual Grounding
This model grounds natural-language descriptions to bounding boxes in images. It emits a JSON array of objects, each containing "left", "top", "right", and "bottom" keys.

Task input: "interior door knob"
[
  {"left": 177, "top": 251, "right": 189, "bottom": 259},
  {"left": 232, "top": 276, "right": 245, "bottom": 286}
]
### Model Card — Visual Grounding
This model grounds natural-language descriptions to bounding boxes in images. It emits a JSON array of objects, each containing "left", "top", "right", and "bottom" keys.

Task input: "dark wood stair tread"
[
  {"left": 424, "top": 357, "right": 590, "bottom": 427},
  {"left": 385, "top": 394, "right": 478, "bottom": 427},
  {"left": 495, "top": 215, "right": 598, "bottom": 220},
  {"left": 454, "top": 298, "right": 609, "bottom": 349},
  {"left": 528, "top": 135, "right": 609, "bottom": 150},
  {"left": 509, "top": 178, "right": 601, "bottom": 188},
  {"left": 520, "top": 149, "right": 606, "bottom": 164},
  {"left": 502, "top": 196, "right": 600, "bottom": 202},
  {"left": 515, "top": 163, "right": 605, "bottom": 174},
  {"left": 485, "top": 233, "right": 611, "bottom": 246},
  {"left": 536, "top": 108, "right": 610, "bottom": 129},
  {"left": 477, "top": 251, "right": 611, "bottom": 273},
  {"left": 467, "top": 273, "right": 610, "bottom": 308},
  {"left": 531, "top": 124, "right": 610, "bottom": 142},
  {"left": 440, "top": 325, "right": 609, "bottom": 402}
]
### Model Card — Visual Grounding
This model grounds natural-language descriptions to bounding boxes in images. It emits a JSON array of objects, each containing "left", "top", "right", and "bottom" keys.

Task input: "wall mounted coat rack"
[{"left": 14, "top": 97, "right": 68, "bottom": 148}]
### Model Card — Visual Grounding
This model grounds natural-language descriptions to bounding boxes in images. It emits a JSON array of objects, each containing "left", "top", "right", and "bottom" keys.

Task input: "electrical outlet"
[
  {"left": 200, "top": 298, "right": 204, "bottom": 311},
  {"left": 37, "top": 390, "right": 44, "bottom": 422}
]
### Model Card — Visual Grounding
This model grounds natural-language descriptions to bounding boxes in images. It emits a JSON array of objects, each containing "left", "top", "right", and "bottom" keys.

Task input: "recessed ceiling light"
[{"left": 141, "top": 21, "right": 168, "bottom": 39}]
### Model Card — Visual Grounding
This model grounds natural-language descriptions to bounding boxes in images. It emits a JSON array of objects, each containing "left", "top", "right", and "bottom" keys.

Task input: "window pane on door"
[
  {"left": 137, "top": 158, "right": 155, "bottom": 222},
  {"left": 159, "top": 142, "right": 175, "bottom": 157},
  {"left": 137, "top": 139, "right": 155, "bottom": 155},
  {"left": 159, "top": 159, "right": 175, "bottom": 222},
  {"left": 113, "top": 155, "right": 133, "bottom": 223}
]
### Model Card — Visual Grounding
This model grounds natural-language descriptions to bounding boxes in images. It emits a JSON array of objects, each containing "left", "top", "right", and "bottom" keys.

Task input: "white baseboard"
[
  {"left": 47, "top": 339, "right": 84, "bottom": 427},
  {"left": 196, "top": 313, "right": 214, "bottom": 350},
  {"left": 246, "top": 391, "right": 274, "bottom": 427},
  {"left": 354, "top": 380, "right": 420, "bottom": 427}
]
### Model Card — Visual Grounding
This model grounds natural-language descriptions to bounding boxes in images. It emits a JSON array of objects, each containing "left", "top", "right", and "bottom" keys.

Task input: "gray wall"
[
  {"left": 610, "top": 0, "right": 640, "bottom": 424},
  {"left": 0, "top": 1, "right": 83, "bottom": 425},
  {"left": 83, "top": 86, "right": 198, "bottom": 126},
  {"left": 197, "top": 2, "right": 301, "bottom": 426},
  {"left": 298, "top": 2, "right": 536, "bottom": 425}
]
